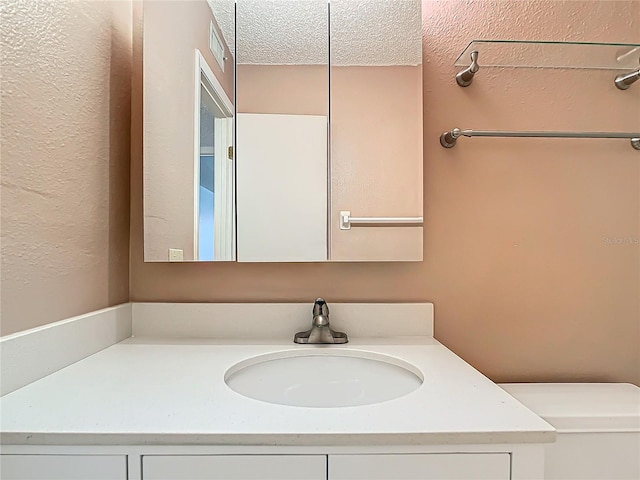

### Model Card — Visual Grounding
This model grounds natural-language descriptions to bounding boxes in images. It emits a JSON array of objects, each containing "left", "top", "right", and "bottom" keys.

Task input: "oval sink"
[{"left": 224, "top": 350, "right": 423, "bottom": 408}]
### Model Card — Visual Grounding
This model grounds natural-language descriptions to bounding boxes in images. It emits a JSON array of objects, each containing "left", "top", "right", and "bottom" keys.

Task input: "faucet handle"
[{"left": 313, "top": 298, "right": 329, "bottom": 316}]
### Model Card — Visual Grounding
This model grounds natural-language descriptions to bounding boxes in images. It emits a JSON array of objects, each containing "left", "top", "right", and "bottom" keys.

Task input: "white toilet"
[{"left": 501, "top": 383, "right": 640, "bottom": 480}]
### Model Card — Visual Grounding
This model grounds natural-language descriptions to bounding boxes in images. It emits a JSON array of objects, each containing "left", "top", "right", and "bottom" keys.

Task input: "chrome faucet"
[{"left": 293, "top": 298, "right": 348, "bottom": 344}]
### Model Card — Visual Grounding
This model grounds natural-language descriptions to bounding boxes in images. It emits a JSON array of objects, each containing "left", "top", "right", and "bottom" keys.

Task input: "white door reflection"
[{"left": 194, "top": 52, "right": 235, "bottom": 261}]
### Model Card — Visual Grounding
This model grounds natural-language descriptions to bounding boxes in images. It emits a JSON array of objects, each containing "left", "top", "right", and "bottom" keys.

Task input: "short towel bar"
[{"left": 340, "top": 211, "right": 424, "bottom": 230}]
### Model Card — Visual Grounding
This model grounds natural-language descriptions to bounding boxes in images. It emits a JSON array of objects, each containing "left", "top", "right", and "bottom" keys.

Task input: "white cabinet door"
[
  {"left": 142, "top": 455, "right": 326, "bottom": 480},
  {"left": 329, "top": 453, "right": 511, "bottom": 480},
  {"left": 0, "top": 454, "right": 127, "bottom": 480}
]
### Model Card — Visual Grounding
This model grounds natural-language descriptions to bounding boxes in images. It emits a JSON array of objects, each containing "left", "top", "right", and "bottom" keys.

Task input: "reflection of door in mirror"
[
  {"left": 196, "top": 54, "right": 235, "bottom": 261},
  {"left": 143, "top": 0, "right": 235, "bottom": 262}
]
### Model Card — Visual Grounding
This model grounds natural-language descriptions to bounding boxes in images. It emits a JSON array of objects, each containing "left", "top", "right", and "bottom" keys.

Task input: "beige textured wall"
[
  {"left": 1, "top": 0, "right": 132, "bottom": 335},
  {"left": 143, "top": 0, "right": 234, "bottom": 261},
  {"left": 131, "top": 0, "right": 640, "bottom": 385}
]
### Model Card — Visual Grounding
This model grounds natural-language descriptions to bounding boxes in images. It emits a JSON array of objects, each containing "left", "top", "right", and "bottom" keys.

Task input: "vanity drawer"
[
  {"left": 142, "top": 454, "right": 326, "bottom": 480},
  {"left": 0, "top": 454, "right": 127, "bottom": 480},
  {"left": 329, "top": 453, "right": 511, "bottom": 480}
]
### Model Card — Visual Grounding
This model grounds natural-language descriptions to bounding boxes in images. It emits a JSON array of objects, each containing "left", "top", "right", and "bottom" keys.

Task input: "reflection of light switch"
[{"left": 168, "top": 249, "right": 183, "bottom": 262}]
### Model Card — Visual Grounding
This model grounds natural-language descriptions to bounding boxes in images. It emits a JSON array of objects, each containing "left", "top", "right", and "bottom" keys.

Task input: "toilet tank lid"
[{"left": 500, "top": 383, "right": 640, "bottom": 433}]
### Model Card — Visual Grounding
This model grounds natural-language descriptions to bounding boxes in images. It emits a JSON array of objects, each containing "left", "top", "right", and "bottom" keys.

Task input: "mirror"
[
  {"left": 143, "top": 0, "right": 236, "bottom": 261},
  {"left": 235, "top": 0, "right": 329, "bottom": 262},
  {"left": 328, "top": 0, "right": 423, "bottom": 262},
  {"left": 143, "top": 0, "right": 423, "bottom": 262}
]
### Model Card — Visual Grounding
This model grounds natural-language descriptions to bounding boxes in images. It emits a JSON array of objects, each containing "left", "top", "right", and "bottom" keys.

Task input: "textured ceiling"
[{"left": 207, "top": 0, "right": 422, "bottom": 66}]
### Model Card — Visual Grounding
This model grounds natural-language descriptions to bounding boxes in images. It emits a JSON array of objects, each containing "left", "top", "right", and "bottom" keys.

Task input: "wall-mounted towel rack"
[
  {"left": 440, "top": 128, "right": 640, "bottom": 150},
  {"left": 340, "top": 211, "right": 423, "bottom": 230}
]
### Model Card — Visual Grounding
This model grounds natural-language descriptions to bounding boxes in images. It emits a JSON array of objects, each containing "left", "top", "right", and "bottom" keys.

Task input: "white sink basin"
[{"left": 224, "top": 350, "right": 423, "bottom": 408}]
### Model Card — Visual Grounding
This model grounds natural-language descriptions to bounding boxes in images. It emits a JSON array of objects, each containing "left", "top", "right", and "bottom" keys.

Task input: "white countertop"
[{"left": 0, "top": 336, "right": 555, "bottom": 446}]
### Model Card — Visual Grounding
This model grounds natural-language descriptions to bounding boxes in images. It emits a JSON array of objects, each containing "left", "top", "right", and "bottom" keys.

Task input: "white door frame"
[
  {"left": 213, "top": 116, "right": 234, "bottom": 260},
  {"left": 193, "top": 49, "right": 235, "bottom": 260}
]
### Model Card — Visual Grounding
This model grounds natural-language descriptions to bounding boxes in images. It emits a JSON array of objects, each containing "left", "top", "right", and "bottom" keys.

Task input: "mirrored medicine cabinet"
[{"left": 143, "top": 0, "right": 423, "bottom": 263}]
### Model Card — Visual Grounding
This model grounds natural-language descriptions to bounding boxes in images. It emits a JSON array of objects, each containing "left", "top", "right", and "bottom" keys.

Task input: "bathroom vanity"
[{"left": 0, "top": 303, "right": 555, "bottom": 480}]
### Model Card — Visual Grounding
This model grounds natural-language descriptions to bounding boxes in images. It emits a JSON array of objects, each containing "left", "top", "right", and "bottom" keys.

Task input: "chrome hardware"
[
  {"left": 456, "top": 51, "right": 479, "bottom": 87},
  {"left": 615, "top": 66, "right": 640, "bottom": 90},
  {"left": 440, "top": 128, "right": 640, "bottom": 150},
  {"left": 440, "top": 128, "right": 462, "bottom": 148},
  {"left": 294, "top": 298, "right": 348, "bottom": 344}
]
